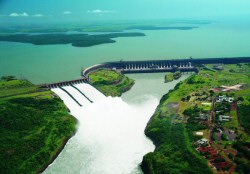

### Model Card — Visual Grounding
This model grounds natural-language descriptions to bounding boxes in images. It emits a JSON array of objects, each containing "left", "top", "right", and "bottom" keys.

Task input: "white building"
[
  {"left": 219, "top": 115, "right": 231, "bottom": 122},
  {"left": 216, "top": 95, "right": 234, "bottom": 103}
]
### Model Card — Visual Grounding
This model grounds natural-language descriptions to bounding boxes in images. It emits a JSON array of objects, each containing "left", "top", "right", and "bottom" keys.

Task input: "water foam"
[{"left": 45, "top": 84, "right": 156, "bottom": 174}]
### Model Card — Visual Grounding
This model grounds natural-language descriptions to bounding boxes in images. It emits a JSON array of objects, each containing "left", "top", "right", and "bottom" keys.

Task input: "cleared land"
[{"left": 0, "top": 77, "right": 77, "bottom": 174}]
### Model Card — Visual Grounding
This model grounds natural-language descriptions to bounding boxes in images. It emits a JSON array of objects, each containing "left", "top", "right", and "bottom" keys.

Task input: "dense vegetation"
[
  {"left": 0, "top": 33, "right": 145, "bottom": 47},
  {"left": 0, "top": 77, "right": 77, "bottom": 174},
  {"left": 164, "top": 71, "right": 182, "bottom": 83},
  {"left": 89, "top": 68, "right": 134, "bottom": 97},
  {"left": 239, "top": 105, "right": 250, "bottom": 134},
  {"left": 142, "top": 64, "right": 250, "bottom": 174},
  {"left": 233, "top": 141, "right": 250, "bottom": 173},
  {"left": 126, "top": 26, "right": 198, "bottom": 30},
  {"left": 141, "top": 84, "right": 212, "bottom": 174},
  {"left": 183, "top": 106, "right": 208, "bottom": 142}
]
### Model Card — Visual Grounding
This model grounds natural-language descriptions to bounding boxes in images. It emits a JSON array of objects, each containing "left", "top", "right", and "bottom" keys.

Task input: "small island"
[
  {"left": 164, "top": 71, "right": 182, "bottom": 83},
  {"left": 0, "top": 76, "right": 77, "bottom": 174},
  {"left": 0, "top": 33, "right": 145, "bottom": 48},
  {"left": 88, "top": 68, "right": 135, "bottom": 97}
]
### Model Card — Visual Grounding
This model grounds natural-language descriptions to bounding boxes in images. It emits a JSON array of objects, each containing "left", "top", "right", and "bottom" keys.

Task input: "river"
[{"left": 43, "top": 73, "right": 189, "bottom": 174}]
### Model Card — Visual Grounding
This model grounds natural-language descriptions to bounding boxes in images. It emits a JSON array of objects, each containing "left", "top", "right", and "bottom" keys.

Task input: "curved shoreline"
[
  {"left": 38, "top": 128, "right": 78, "bottom": 174},
  {"left": 0, "top": 80, "right": 78, "bottom": 174},
  {"left": 41, "top": 70, "right": 134, "bottom": 173},
  {"left": 140, "top": 76, "right": 213, "bottom": 174}
]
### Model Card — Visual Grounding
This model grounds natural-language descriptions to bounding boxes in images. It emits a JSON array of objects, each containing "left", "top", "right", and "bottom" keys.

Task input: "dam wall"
[
  {"left": 41, "top": 57, "right": 250, "bottom": 89},
  {"left": 40, "top": 78, "right": 88, "bottom": 89},
  {"left": 82, "top": 57, "right": 250, "bottom": 77},
  {"left": 82, "top": 64, "right": 110, "bottom": 77}
]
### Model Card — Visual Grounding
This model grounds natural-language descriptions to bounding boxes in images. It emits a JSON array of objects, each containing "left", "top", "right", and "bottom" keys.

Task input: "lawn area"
[
  {"left": 0, "top": 78, "right": 77, "bottom": 174},
  {"left": 0, "top": 79, "right": 32, "bottom": 88},
  {"left": 89, "top": 68, "right": 122, "bottom": 85},
  {"left": 0, "top": 78, "right": 41, "bottom": 98},
  {"left": 179, "top": 101, "right": 193, "bottom": 114},
  {"left": 89, "top": 68, "right": 134, "bottom": 97},
  {"left": 224, "top": 110, "right": 239, "bottom": 129},
  {"left": 200, "top": 102, "right": 212, "bottom": 111},
  {"left": 195, "top": 129, "right": 210, "bottom": 140}
]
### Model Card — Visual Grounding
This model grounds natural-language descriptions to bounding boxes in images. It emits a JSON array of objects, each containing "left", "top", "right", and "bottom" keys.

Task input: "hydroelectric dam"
[
  {"left": 41, "top": 57, "right": 250, "bottom": 109},
  {"left": 82, "top": 57, "right": 250, "bottom": 77},
  {"left": 43, "top": 56, "right": 250, "bottom": 173}
]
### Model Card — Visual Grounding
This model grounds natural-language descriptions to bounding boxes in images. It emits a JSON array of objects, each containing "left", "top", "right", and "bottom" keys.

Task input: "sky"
[{"left": 1, "top": 0, "right": 250, "bottom": 23}]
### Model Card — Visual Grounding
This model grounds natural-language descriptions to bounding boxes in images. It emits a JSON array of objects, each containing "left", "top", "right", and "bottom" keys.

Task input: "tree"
[
  {"left": 238, "top": 97, "right": 244, "bottom": 101},
  {"left": 1, "top": 75, "right": 16, "bottom": 81}
]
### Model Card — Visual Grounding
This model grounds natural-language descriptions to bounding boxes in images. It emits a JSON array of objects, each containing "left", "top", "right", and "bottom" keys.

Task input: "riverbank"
[
  {"left": 141, "top": 63, "right": 250, "bottom": 174},
  {"left": 0, "top": 77, "right": 77, "bottom": 174},
  {"left": 89, "top": 68, "right": 135, "bottom": 97}
]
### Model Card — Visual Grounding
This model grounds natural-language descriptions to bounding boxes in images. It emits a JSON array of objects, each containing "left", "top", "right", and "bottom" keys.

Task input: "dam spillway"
[
  {"left": 44, "top": 78, "right": 164, "bottom": 174},
  {"left": 50, "top": 82, "right": 106, "bottom": 111},
  {"left": 44, "top": 73, "right": 191, "bottom": 174},
  {"left": 41, "top": 57, "right": 250, "bottom": 174}
]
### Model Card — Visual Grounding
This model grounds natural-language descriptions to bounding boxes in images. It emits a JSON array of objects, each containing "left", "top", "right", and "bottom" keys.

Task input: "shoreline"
[
  {"left": 141, "top": 74, "right": 213, "bottom": 174},
  {"left": 38, "top": 127, "right": 78, "bottom": 174},
  {"left": 141, "top": 63, "right": 250, "bottom": 173},
  {"left": 89, "top": 68, "right": 135, "bottom": 97},
  {"left": 0, "top": 78, "right": 78, "bottom": 174},
  {"left": 40, "top": 70, "right": 134, "bottom": 173}
]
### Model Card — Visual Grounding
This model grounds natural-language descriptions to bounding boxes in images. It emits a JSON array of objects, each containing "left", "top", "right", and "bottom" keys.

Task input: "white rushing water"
[
  {"left": 44, "top": 74, "right": 190, "bottom": 174},
  {"left": 45, "top": 83, "right": 157, "bottom": 174}
]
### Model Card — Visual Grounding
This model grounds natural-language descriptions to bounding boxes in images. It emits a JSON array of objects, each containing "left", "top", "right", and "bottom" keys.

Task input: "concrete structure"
[
  {"left": 82, "top": 57, "right": 250, "bottom": 77},
  {"left": 41, "top": 57, "right": 250, "bottom": 89},
  {"left": 40, "top": 78, "right": 88, "bottom": 89}
]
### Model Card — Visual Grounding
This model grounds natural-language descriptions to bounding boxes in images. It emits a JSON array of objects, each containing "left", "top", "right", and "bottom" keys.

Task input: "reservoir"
[{"left": 1, "top": 19, "right": 250, "bottom": 84}]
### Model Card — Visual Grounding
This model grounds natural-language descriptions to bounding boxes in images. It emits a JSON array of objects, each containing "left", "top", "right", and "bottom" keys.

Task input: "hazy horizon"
[{"left": 1, "top": 0, "right": 250, "bottom": 24}]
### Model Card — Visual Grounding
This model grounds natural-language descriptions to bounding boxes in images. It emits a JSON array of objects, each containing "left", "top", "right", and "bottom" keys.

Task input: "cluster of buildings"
[
  {"left": 198, "top": 146, "right": 232, "bottom": 171},
  {"left": 216, "top": 95, "right": 234, "bottom": 103}
]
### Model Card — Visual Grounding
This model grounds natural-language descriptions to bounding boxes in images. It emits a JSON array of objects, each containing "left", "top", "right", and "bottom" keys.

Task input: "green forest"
[
  {"left": 0, "top": 77, "right": 77, "bottom": 174},
  {"left": 0, "top": 33, "right": 145, "bottom": 47}
]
